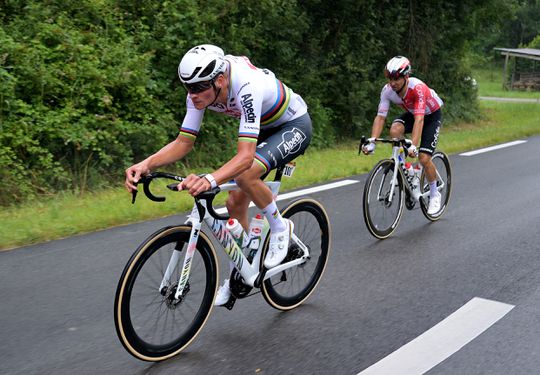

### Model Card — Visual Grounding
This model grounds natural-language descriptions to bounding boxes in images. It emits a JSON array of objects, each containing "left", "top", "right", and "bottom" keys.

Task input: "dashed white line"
[
  {"left": 358, "top": 297, "right": 515, "bottom": 375},
  {"left": 215, "top": 179, "right": 359, "bottom": 214},
  {"left": 275, "top": 179, "right": 359, "bottom": 201},
  {"left": 460, "top": 140, "right": 527, "bottom": 156}
]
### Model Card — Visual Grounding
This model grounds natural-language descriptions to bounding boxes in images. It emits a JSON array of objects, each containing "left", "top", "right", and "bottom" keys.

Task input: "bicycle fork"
[
  {"left": 158, "top": 220, "right": 202, "bottom": 301},
  {"left": 159, "top": 201, "right": 249, "bottom": 301},
  {"left": 380, "top": 146, "right": 405, "bottom": 204},
  {"left": 159, "top": 201, "right": 208, "bottom": 300}
]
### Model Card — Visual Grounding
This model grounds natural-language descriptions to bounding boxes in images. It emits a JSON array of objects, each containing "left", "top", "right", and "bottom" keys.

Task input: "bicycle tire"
[
  {"left": 420, "top": 151, "right": 452, "bottom": 221},
  {"left": 363, "top": 159, "right": 405, "bottom": 239},
  {"left": 114, "top": 225, "right": 218, "bottom": 361},
  {"left": 261, "top": 198, "right": 331, "bottom": 311}
]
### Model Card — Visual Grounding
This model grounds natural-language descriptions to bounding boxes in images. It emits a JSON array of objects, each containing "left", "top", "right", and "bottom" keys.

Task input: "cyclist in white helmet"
[
  {"left": 362, "top": 55, "right": 444, "bottom": 215},
  {"left": 125, "top": 44, "right": 312, "bottom": 306}
]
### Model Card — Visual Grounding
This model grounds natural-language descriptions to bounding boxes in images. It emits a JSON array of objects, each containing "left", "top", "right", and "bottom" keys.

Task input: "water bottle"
[
  {"left": 405, "top": 162, "right": 415, "bottom": 181},
  {"left": 247, "top": 214, "right": 265, "bottom": 261},
  {"left": 413, "top": 164, "right": 422, "bottom": 179},
  {"left": 226, "top": 218, "right": 246, "bottom": 248}
]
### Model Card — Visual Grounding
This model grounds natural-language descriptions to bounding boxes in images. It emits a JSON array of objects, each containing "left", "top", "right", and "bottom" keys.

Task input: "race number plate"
[{"left": 283, "top": 162, "right": 296, "bottom": 177}]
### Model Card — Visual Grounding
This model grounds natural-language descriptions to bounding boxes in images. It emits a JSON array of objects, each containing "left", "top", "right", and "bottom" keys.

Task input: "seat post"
[{"left": 273, "top": 165, "right": 285, "bottom": 182}]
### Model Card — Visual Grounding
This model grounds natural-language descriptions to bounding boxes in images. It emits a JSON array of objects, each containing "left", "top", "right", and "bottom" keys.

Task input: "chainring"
[{"left": 229, "top": 269, "right": 253, "bottom": 298}]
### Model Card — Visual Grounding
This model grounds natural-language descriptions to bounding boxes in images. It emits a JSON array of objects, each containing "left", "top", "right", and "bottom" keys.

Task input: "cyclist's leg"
[
  {"left": 418, "top": 110, "right": 442, "bottom": 187},
  {"left": 389, "top": 112, "right": 413, "bottom": 138},
  {"left": 234, "top": 166, "right": 274, "bottom": 213},
  {"left": 218, "top": 191, "right": 252, "bottom": 306},
  {"left": 225, "top": 125, "right": 279, "bottom": 231},
  {"left": 235, "top": 112, "right": 312, "bottom": 211},
  {"left": 256, "top": 113, "right": 313, "bottom": 167},
  {"left": 226, "top": 190, "right": 251, "bottom": 230},
  {"left": 237, "top": 113, "right": 312, "bottom": 267}
]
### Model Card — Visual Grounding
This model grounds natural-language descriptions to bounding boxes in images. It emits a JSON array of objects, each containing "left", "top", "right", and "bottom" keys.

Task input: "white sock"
[
  {"left": 429, "top": 181, "right": 438, "bottom": 198},
  {"left": 262, "top": 201, "right": 287, "bottom": 232}
]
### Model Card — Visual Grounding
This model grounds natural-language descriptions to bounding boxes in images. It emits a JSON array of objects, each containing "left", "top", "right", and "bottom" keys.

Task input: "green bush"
[{"left": 0, "top": 0, "right": 507, "bottom": 206}]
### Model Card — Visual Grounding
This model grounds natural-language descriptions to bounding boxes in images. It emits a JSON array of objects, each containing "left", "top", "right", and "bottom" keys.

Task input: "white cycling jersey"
[{"left": 180, "top": 55, "right": 308, "bottom": 143}]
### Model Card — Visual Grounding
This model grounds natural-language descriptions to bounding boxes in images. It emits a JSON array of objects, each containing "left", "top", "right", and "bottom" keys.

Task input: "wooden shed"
[{"left": 494, "top": 48, "right": 540, "bottom": 90}]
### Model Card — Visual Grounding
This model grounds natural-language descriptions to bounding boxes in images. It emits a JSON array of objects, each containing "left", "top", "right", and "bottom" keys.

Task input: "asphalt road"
[{"left": 1, "top": 135, "right": 539, "bottom": 375}]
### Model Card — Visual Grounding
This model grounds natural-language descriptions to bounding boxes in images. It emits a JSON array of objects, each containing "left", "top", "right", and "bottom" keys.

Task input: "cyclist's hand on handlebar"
[
  {"left": 407, "top": 144, "right": 418, "bottom": 158},
  {"left": 362, "top": 138, "right": 376, "bottom": 155},
  {"left": 125, "top": 162, "right": 151, "bottom": 193},
  {"left": 179, "top": 174, "right": 212, "bottom": 197}
]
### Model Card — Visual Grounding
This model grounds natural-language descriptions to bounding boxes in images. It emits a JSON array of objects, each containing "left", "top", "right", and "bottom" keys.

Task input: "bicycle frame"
[
  {"left": 162, "top": 179, "right": 310, "bottom": 300},
  {"left": 380, "top": 141, "right": 446, "bottom": 205}
]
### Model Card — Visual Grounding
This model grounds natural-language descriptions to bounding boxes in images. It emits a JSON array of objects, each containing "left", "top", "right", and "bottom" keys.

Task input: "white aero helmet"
[
  {"left": 384, "top": 56, "right": 411, "bottom": 79},
  {"left": 178, "top": 44, "right": 226, "bottom": 84}
]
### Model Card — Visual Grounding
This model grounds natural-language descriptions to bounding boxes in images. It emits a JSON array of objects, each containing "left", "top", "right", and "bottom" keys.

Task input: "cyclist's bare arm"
[
  {"left": 125, "top": 136, "right": 194, "bottom": 192},
  {"left": 370, "top": 115, "right": 386, "bottom": 139},
  {"left": 362, "top": 115, "right": 386, "bottom": 154},
  {"left": 213, "top": 141, "right": 257, "bottom": 184}
]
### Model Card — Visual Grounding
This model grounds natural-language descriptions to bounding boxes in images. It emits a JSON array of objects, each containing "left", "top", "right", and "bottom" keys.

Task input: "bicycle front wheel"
[
  {"left": 420, "top": 151, "right": 452, "bottom": 221},
  {"left": 261, "top": 198, "right": 331, "bottom": 311},
  {"left": 114, "top": 225, "right": 218, "bottom": 361},
  {"left": 363, "top": 159, "right": 405, "bottom": 239}
]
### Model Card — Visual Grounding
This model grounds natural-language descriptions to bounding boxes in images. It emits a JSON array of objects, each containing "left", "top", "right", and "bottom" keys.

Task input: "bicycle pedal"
[
  {"left": 224, "top": 296, "right": 236, "bottom": 310},
  {"left": 405, "top": 199, "right": 416, "bottom": 210}
]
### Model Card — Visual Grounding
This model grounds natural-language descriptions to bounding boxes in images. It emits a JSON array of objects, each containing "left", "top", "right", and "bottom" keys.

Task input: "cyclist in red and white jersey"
[
  {"left": 125, "top": 44, "right": 312, "bottom": 306},
  {"left": 362, "top": 56, "right": 443, "bottom": 214}
]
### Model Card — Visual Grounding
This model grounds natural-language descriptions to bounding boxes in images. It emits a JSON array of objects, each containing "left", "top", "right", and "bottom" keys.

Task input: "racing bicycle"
[
  {"left": 359, "top": 137, "right": 452, "bottom": 239},
  {"left": 114, "top": 165, "right": 331, "bottom": 361}
]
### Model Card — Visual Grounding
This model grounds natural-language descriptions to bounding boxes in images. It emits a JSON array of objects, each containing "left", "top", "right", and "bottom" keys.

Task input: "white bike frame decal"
[{"left": 173, "top": 223, "right": 201, "bottom": 299}]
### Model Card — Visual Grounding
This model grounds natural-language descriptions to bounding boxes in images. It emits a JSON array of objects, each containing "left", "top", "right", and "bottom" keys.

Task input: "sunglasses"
[{"left": 183, "top": 80, "right": 214, "bottom": 94}]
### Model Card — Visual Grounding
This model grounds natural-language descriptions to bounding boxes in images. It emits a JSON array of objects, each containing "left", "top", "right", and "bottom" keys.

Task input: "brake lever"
[
  {"left": 131, "top": 189, "right": 138, "bottom": 204},
  {"left": 359, "top": 136, "right": 366, "bottom": 155}
]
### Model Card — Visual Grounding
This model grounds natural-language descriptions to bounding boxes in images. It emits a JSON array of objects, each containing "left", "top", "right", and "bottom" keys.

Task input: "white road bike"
[
  {"left": 360, "top": 137, "right": 452, "bottom": 239},
  {"left": 114, "top": 165, "right": 331, "bottom": 361}
]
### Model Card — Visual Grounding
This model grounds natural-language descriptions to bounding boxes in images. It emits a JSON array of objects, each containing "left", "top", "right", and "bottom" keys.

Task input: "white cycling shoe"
[
  {"left": 427, "top": 192, "right": 442, "bottom": 215},
  {"left": 214, "top": 279, "right": 231, "bottom": 306},
  {"left": 264, "top": 219, "right": 294, "bottom": 269}
]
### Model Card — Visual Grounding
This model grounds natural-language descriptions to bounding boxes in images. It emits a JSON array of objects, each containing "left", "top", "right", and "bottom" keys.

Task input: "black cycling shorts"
[
  {"left": 392, "top": 109, "right": 442, "bottom": 155},
  {"left": 255, "top": 112, "right": 312, "bottom": 177}
]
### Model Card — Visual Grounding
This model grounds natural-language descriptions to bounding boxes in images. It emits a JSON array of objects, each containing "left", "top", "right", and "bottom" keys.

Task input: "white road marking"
[
  {"left": 459, "top": 140, "right": 527, "bottom": 156},
  {"left": 358, "top": 297, "right": 515, "bottom": 375},
  {"left": 215, "top": 179, "right": 359, "bottom": 214}
]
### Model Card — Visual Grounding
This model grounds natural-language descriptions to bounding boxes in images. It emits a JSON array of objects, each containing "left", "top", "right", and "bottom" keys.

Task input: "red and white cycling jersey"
[{"left": 377, "top": 77, "right": 443, "bottom": 117}]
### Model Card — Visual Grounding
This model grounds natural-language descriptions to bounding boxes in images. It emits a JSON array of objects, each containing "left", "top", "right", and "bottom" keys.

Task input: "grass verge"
[
  {"left": 473, "top": 68, "right": 540, "bottom": 99},
  {"left": 1, "top": 100, "right": 539, "bottom": 250}
]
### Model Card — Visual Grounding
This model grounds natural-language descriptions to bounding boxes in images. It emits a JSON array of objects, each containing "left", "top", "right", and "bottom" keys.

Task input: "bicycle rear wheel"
[
  {"left": 363, "top": 159, "right": 405, "bottom": 239},
  {"left": 420, "top": 151, "right": 452, "bottom": 221},
  {"left": 114, "top": 225, "right": 218, "bottom": 361},
  {"left": 261, "top": 198, "right": 330, "bottom": 311}
]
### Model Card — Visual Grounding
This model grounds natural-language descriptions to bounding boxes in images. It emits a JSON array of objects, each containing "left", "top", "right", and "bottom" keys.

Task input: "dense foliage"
[
  {"left": 469, "top": 0, "right": 539, "bottom": 67},
  {"left": 0, "top": 0, "right": 531, "bottom": 205}
]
